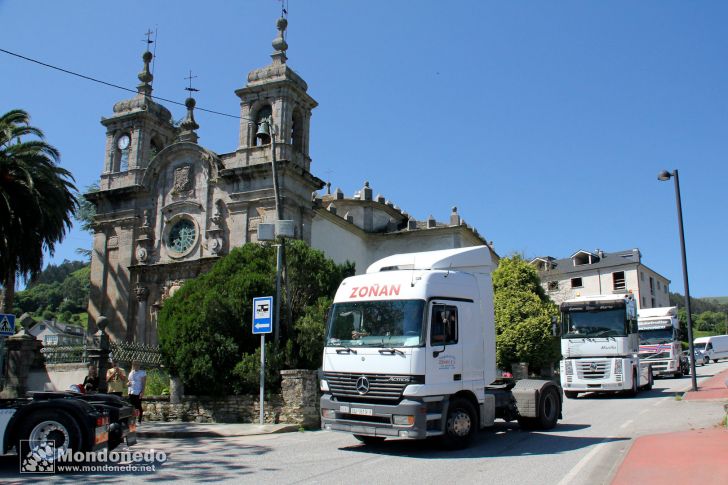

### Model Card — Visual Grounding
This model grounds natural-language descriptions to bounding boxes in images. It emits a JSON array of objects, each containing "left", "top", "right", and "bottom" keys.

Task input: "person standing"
[
  {"left": 83, "top": 364, "right": 99, "bottom": 393},
  {"left": 106, "top": 360, "right": 127, "bottom": 396},
  {"left": 127, "top": 361, "right": 147, "bottom": 423}
]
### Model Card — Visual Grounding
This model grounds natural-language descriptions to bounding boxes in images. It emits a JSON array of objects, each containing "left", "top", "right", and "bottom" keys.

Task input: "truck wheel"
[
  {"left": 642, "top": 370, "right": 654, "bottom": 390},
  {"left": 441, "top": 398, "right": 476, "bottom": 450},
  {"left": 518, "top": 386, "right": 560, "bottom": 430},
  {"left": 353, "top": 435, "right": 385, "bottom": 445},
  {"left": 17, "top": 410, "right": 82, "bottom": 461},
  {"left": 564, "top": 391, "right": 579, "bottom": 399}
]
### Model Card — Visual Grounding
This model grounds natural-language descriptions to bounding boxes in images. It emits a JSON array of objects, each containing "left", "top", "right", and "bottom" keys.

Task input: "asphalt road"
[{"left": 3, "top": 360, "right": 727, "bottom": 484}]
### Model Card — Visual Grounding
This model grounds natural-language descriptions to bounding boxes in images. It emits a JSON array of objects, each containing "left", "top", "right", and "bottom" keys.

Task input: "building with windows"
[
  {"left": 26, "top": 319, "right": 85, "bottom": 346},
  {"left": 531, "top": 249, "right": 670, "bottom": 309},
  {"left": 86, "top": 16, "right": 497, "bottom": 345}
]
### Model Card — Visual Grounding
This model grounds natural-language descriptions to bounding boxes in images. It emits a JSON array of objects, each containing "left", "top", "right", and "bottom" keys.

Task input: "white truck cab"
[
  {"left": 320, "top": 246, "right": 562, "bottom": 449},
  {"left": 559, "top": 294, "right": 652, "bottom": 398},
  {"left": 638, "top": 306, "right": 684, "bottom": 377}
]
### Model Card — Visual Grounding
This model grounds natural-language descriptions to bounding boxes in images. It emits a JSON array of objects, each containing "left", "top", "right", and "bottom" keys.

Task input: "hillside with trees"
[{"left": 12, "top": 259, "right": 90, "bottom": 328}]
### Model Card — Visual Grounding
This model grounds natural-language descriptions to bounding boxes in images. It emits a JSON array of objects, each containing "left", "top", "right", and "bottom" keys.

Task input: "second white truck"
[
  {"left": 558, "top": 294, "right": 653, "bottom": 398},
  {"left": 319, "top": 246, "right": 562, "bottom": 449}
]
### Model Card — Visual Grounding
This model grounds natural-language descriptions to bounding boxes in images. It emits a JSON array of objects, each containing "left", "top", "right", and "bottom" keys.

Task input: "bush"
[
  {"left": 294, "top": 297, "right": 333, "bottom": 369},
  {"left": 157, "top": 242, "right": 352, "bottom": 396},
  {"left": 493, "top": 255, "right": 560, "bottom": 374},
  {"left": 145, "top": 369, "right": 170, "bottom": 396}
]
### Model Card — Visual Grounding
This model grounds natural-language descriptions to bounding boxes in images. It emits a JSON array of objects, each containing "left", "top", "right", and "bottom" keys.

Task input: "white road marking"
[
  {"left": 556, "top": 436, "right": 618, "bottom": 485},
  {"left": 619, "top": 419, "right": 634, "bottom": 430},
  {"left": 654, "top": 398, "right": 667, "bottom": 406},
  {"left": 638, "top": 409, "right": 649, "bottom": 415}
]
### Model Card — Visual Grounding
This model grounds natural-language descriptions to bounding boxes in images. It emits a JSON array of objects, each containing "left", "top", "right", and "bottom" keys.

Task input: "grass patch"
[{"left": 674, "top": 393, "right": 683, "bottom": 401}]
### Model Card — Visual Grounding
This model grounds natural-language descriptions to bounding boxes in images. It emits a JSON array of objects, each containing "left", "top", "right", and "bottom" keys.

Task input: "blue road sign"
[
  {"left": 252, "top": 296, "right": 273, "bottom": 334},
  {"left": 0, "top": 313, "right": 16, "bottom": 336}
]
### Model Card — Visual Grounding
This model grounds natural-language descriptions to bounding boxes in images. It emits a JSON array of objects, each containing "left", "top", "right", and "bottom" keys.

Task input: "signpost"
[
  {"left": 0, "top": 314, "right": 15, "bottom": 337},
  {"left": 252, "top": 296, "right": 273, "bottom": 425}
]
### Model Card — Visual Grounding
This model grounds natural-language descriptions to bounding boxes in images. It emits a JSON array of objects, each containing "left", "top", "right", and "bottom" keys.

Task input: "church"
[{"left": 86, "top": 16, "right": 497, "bottom": 345}]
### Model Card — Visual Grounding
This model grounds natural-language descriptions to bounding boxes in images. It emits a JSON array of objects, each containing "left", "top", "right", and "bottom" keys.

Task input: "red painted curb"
[
  {"left": 612, "top": 428, "right": 728, "bottom": 485},
  {"left": 683, "top": 367, "right": 728, "bottom": 401}
]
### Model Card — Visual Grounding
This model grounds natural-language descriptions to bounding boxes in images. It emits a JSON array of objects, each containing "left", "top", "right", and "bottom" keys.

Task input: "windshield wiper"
[
  {"left": 336, "top": 347, "right": 357, "bottom": 354},
  {"left": 379, "top": 348, "right": 405, "bottom": 356}
]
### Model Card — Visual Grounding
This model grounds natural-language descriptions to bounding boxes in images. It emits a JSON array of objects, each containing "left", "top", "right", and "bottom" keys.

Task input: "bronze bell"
[{"left": 256, "top": 120, "right": 271, "bottom": 144}]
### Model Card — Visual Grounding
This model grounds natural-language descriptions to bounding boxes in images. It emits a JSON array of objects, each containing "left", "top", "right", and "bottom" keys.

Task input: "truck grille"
[
  {"left": 576, "top": 361, "right": 611, "bottom": 380},
  {"left": 323, "top": 372, "right": 416, "bottom": 402}
]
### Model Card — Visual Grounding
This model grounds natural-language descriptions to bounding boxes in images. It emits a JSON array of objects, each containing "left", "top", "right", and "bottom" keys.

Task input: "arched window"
[
  {"left": 291, "top": 109, "right": 303, "bottom": 149},
  {"left": 150, "top": 136, "right": 163, "bottom": 158},
  {"left": 254, "top": 106, "right": 272, "bottom": 146}
]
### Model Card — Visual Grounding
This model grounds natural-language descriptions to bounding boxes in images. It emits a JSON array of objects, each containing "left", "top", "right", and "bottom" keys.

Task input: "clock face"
[
  {"left": 167, "top": 219, "right": 196, "bottom": 254},
  {"left": 117, "top": 134, "right": 131, "bottom": 150}
]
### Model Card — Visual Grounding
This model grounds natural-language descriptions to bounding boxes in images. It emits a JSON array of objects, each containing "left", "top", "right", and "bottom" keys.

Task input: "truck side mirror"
[{"left": 551, "top": 316, "right": 560, "bottom": 337}]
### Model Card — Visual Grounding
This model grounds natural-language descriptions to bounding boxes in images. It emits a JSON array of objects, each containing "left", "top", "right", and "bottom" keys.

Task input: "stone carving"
[
  {"left": 136, "top": 246, "right": 149, "bottom": 263},
  {"left": 172, "top": 165, "right": 193, "bottom": 198},
  {"left": 209, "top": 237, "right": 222, "bottom": 255},
  {"left": 134, "top": 285, "right": 149, "bottom": 302}
]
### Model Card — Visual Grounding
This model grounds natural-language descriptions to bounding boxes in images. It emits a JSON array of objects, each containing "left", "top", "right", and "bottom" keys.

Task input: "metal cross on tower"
[{"left": 184, "top": 70, "right": 199, "bottom": 94}]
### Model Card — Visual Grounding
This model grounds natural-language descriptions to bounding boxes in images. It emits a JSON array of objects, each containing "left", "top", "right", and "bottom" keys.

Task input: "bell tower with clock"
[{"left": 99, "top": 48, "right": 177, "bottom": 191}]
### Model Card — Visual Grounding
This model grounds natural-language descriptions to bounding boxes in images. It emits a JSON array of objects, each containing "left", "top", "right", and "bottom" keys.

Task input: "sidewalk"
[
  {"left": 136, "top": 421, "right": 300, "bottom": 439},
  {"left": 612, "top": 367, "right": 728, "bottom": 485}
]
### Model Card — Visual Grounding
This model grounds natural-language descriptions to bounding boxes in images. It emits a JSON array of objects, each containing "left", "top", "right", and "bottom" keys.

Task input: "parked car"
[{"left": 681, "top": 349, "right": 708, "bottom": 374}]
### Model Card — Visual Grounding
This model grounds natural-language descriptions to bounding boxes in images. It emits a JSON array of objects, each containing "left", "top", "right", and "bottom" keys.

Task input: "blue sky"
[{"left": 1, "top": 1, "right": 726, "bottom": 297}]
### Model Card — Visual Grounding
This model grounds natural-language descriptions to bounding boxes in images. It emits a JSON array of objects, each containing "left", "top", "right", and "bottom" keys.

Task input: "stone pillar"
[
  {"left": 169, "top": 376, "right": 184, "bottom": 405},
  {"left": 134, "top": 285, "right": 149, "bottom": 344},
  {"left": 88, "top": 316, "right": 111, "bottom": 393},
  {"left": 279, "top": 369, "right": 319, "bottom": 428},
  {"left": 0, "top": 334, "right": 43, "bottom": 398}
]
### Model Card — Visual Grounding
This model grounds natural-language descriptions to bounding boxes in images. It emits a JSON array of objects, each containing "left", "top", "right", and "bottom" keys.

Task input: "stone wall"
[
  {"left": 140, "top": 369, "right": 320, "bottom": 428},
  {"left": 28, "top": 363, "right": 89, "bottom": 392}
]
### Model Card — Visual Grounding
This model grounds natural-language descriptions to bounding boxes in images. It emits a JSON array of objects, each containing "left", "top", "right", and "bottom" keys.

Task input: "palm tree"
[{"left": 0, "top": 109, "right": 78, "bottom": 313}]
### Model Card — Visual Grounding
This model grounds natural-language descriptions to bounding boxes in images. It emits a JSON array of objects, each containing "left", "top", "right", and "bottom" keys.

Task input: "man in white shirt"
[{"left": 127, "top": 361, "right": 147, "bottom": 423}]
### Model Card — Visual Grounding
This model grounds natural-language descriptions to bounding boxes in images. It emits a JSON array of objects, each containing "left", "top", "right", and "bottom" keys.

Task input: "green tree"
[
  {"left": 157, "top": 241, "right": 352, "bottom": 395},
  {"left": 493, "top": 255, "right": 560, "bottom": 374},
  {"left": 0, "top": 109, "right": 77, "bottom": 313}
]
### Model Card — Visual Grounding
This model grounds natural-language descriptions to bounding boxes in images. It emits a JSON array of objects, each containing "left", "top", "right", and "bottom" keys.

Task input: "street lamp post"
[
  {"left": 658, "top": 169, "right": 697, "bottom": 391},
  {"left": 258, "top": 118, "right": 284, "bottom": 345}
]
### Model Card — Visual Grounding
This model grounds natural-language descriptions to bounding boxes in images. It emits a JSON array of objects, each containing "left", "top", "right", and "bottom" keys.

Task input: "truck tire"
[
  {"left": 17, "top": 410, "right": 83, "bottom": 461},
  {"left": 641, "top": 369, "right": 654, "bottom": 390},
  {"left": 441, "top": 398, "right": 476, "bottom": 450},
  {"left": 518, "top": 386, "right": 560, "bottom": 430},
  {"left": 564, "top": 390, "right": 579, "bottom": 399},
  {"left": 353, "top": 435, "right": 385, "bottom": 445}
]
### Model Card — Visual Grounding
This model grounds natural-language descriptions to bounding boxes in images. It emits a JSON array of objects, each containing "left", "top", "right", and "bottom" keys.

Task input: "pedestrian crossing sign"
[{"left": 0, "top": 314, "right": 15, "bottom": 336}]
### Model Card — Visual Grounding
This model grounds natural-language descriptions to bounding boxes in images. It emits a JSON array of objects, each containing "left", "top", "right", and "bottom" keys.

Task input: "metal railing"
[{"left": 40, "top": 341, "right": 164, "bottom": 368}]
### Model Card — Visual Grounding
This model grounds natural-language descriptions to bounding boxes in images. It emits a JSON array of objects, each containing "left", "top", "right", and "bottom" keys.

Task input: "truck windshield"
[
  {"left": 639, "top": 328, "right": 675, "bottom": 344},
  {"left": 325, "top": 299, "right": 425, "bottom": 348},
  {"left": 562, "top": 308, "right": 627, "bottom": 338},
  {"left": 693, "top": 342, "right": 706, "bottom": 351}
]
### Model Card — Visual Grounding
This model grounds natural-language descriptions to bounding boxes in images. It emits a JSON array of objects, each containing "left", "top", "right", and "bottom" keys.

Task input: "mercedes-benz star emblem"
[
  {"left": 590, "top": 362, "right": 598, "bottom": 371},
  {"left": 356, "top": 376, "right": 370, "bottom": 394}
]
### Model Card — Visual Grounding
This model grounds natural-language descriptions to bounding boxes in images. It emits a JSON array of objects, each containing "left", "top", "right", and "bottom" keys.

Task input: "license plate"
[
  {"left": 350, "top": 407, "right": 373, "bottom": 416},
  {"left": 339, "top": 405, "right": 350, "bottom": 413}
]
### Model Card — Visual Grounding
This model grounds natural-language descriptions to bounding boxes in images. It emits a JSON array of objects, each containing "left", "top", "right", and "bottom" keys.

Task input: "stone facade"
[
  {"left": 140, "top": 369, "right": 320, "bottom": 427},
  {"left": 86, "top": 16, "right": 497, "bottom": 344}
]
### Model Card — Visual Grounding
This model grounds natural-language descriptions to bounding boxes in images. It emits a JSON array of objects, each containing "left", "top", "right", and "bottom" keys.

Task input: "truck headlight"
[
  {"left": 393, "top": 415, "right": 414, "bottom": 426},
  {"left": 320, "top": 379, "right": 329, "bottom": 392},
  {"left": 614, "top": 359, "right": 623, "bottom": 375},
  {"left": 322, "top": 409, "right": 335, "bottom": 419}
]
